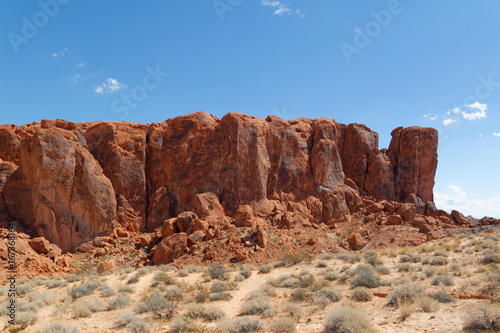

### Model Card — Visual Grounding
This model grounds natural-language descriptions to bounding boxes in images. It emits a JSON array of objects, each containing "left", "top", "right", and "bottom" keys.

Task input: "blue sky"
[{"left": 1, "top": 0, "right": 499, "bottom": 217}]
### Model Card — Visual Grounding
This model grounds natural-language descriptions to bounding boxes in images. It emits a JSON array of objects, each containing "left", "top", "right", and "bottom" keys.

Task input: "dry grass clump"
[
  {"left": 351, "top": 287, "right": 373, "bottom": 302},
  {"left": 388, "top": 283, "right": 425, "bottom": 307},
  {"left": 350, "top": 265, "right": 381, "bottom": 288},
  {"left": 208, "top": 263, "right": 228, "bottom": 280},
  {"left": 462, "top": 303, "right": 500, "bottom": 332},
  {"left": 418, "top": 295, "right": 440, "bottom": 312},
  {"left": 324, "top": 306, "right": 376, "bottom": 333},
  {"left": 16, "top": 310, "right": 38, "bottom": 328},
  {"left": 107, "top": 295, "right": 130, "bottom": 311},
  {"left": 72, "top": 298, "right": 106, "bottom": 318},
  {"left": 135, "top": 293, "right": 176, "bottom": 318},
  {"left": 432, "top": 274, "right": 454, "bottom": 286},
  {"left": 219, "top": 316, "right": 262, "bottom": 333},
  {"left": 69, "top": 280, "right": 99, "bottom": 299},
  {"left": 35, "top": 323, "right": 81, "bottom": 333},
  {"left": 432, "top": 290, "right": 454, "bottom": 303},
  {"left": 185, "top": 303, "right": 226, "bottom": 321},
  {"left": 430, "top": 256, "right": 449, "bottom": 266},
  {"left": 269, "top": 317, "right": 297, "bottom": 333},
  {"left": 364, "top": 250, "right": 382, "bottom": 266},
  {"left": 239, "top": 295, "right": 272, "bottom": 315},
  {"left": 336, "top": 252, "right": 361, "bottom": 263}
]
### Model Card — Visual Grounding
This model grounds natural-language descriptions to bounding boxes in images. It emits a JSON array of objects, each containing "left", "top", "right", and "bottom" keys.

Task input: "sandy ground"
[{"left": 1, "top": 228, "right": 498, "bottom": 333}]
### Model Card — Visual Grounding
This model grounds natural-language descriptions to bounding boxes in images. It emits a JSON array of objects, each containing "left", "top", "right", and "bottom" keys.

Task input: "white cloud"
[
  {"left": 77, "top": 62, "right": 85, "bottom": 67},
  {"left": 462, "top": 102, "right": 487, "bottom": 121},
  {"left": 435, "top": 185, "right": 500, "bottom": 218},
  {"left": 452, "top": 107, "right": 461, "bottom": 114},
  {"left": 493, "top": 133, "right": 500, "bottom": 137},
  {"left": 423, "top": 113, "right": 438, "bottom": 121},
  {"left": 71, "top": 74, "right": 83, "bottom": 83},
  {"left": 261, "top": 0, "right": 303, "bottom": 17},
  {"left": 51, "top": 47, "right": 68, "bottom": 58},
  {"left": 93, "top": 78, "right": 127, "bottom": 94},
  {"left": 443, "top": 118, "right": 457, "bottom": 126}
]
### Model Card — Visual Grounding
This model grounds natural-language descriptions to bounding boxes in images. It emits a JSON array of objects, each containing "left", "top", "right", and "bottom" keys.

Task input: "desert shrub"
[
  {"left": 177, "top": 269, "right": 189, "bottom": 277},
  {"left": 208, "top": 263, "right": 227, "bottom": 280},
  {"left": 170, "top": 316, "right": 198, "bottom": 333},
  {"left": 17, "top": 277, "right": 30, "bottom": 284},
  {"left": 388, "top": 283, "right": 425, "bottom": 307},
  {"left": 463, "top": 303, "right": 500, "bottom": 331},
  {"left": 418, "top": 296, "right": 439, "bottom": 312},
  {"left": 282, "top": 302, "right": 301, "bottom": 319},
  {"left": 258, "top": 264, "right": 273, "bottom": 274},
  {"left": 375, "top": 265, "right": 390, "bottom": 275},
  {"left": 209, "top": 293, "right": 231, "bottom": 302},
  {"left": 100, "top": 284, "right": 117, "bottom": 297},
  {"left": 27, "top": 291, "right": 56, "bottom": 307},
  {"left": 136, "top": 294, "right": 175, "bottom": 318},
  {"left": 72, "top": 298, "right": 106, "bottom": 318},
  {"left": 430, "top": 256, "right": 449, "bottom": 266},
  {"left": 262, "top": 308, "right": 279, "bottom": 318},
  {"left": 211, "top": 281, "right": 229, "bottom": 293},
  {"left": 400, "top": 253, "right": 422, "bottom": 263},
  {"left": 239, "top": 297, "right": 271, "bottom": 315},
  {"left": 324, "top": 270, "right": 339, "bottom": 281},
  {"left": 195, "top": 288, "right": 210, "bottom": 303},
  {"left": 280, "top": 277, "right": 300, "bottom": 289},
  {"left": 16, "top": 310, "right": 38, "bottom": 328},
  {"left": 35, "top": 323, "right": 81, "bottom": 333},
  {"left": 336, "top": 252, "right": 361, "bottom": 263},
  {"left": 298, "top": 273, "right": 315, "bottom": 288},
  {"left": 269, "top": 317, "right": 297, "bottom": 333},
  {"left": 432, "top": 291, "right": 454, "bottom": 303},
  {"left": 397, "top": 263, "right": 412, "bottom": 272},
  {"left": 46, "top": 280, "right": 66, "bottom": 289},
  {"left": 351, "top": 287, "right": 373, "bottom": 302},
  {"left": 291, "top": 288, "right": 310, "bottom": 302},
  {"left": 151, "top": 272, "right": 177, "bottom": 287},
  {"left": 17, "top": 283, "right": 34, "bottom": 295},
  {"left": 434, "top": 249, "right": 448, "bottom": 257},
  {"left": 363, "top": 250, "right": 381, "bottom": 266},
  {"left": 432, "top": 275, "right": 454, "bottom": 286},
  {"left": 234, "top": 274, "right": 245, "bottom": 282},
  {"left": 316, "top": 261, "right": 328, "bottom": 268},
  {"left": 16, "top": 299, "right": 39, "bottom": 313},
  {"left": 399, "top": 301, "right": 415, "bottom": 321},
  {"left": 273, "top": 260, "right": 286, "bottom": 268},
  {"left": 185, "top": 303, "right": 206, "bottom": 318},
  {"left": 107, "top": 295, "right": 130, "bottom": 310},
  {"left": 127, "top": 320, "right": 150, "bottom": 333},
  {"left": 281, "top": 253, "right": 308, "bottom": 266},
  {"left": 127, "top": 275, "right": 140, "bottom": 284},
  {"left": 204, "top": 306, "right": 226, "bottom": 321},
  {"left": 350, "top": 265, "right": 381, "bottom": 288},
  {"left": 165, "top": 285, "right": 183, "bottom": 302},
  {"left": 239, "top": 266, "right": 253, "bottom": 279},
  {"left": 423, "top": 267, "right": 435, "bottom": 278},
  {"left": 65, "top": 274, "right": 83, "bottom": 283},
  {"left": 116, "top": 312, "right": 141, "bottom": 327},
  {"left": 482, "top": 253, "right": 500, "bottom": 264},
  {"left": 315, "top": 287, "right": 342, "bottom": 303},
  {"left": 119, "top": 284, "right": 134, "bottom": 294},
  {"left": 324, "top": 307, "right": 375, "bottom": 333},
  {"left": 219, "top": 316, "right": 262, "bottom": 333},
  {"left": 70, "top": 280, "right": 99, "bottom": 299}
]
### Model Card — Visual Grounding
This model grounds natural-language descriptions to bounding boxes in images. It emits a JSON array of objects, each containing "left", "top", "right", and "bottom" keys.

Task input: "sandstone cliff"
[{"left": 1, "top": 112, "right": 492, "bottom": 270}]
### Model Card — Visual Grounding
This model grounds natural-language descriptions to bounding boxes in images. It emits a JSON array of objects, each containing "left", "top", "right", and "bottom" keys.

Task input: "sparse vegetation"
[{"left": 324, "top": 306, "right": 375, "bottom": 333}]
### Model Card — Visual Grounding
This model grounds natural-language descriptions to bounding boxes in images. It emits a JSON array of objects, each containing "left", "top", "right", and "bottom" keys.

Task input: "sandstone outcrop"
[{"left": 0, "top": 112, "right": 491, "bottom": 264}]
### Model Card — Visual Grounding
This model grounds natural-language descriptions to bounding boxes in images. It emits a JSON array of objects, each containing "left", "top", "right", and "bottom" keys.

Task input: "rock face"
[
  {"left": 2, "top": 125, "right": 117, "bottom": 252},
  {"left": 0, "top": 112, "right": 446, "bottom": 255}
]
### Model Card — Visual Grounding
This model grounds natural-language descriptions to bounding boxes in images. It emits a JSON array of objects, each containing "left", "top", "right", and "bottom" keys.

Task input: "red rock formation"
[{"left": 1, "top": 111, "right": 480, "bottom": 261}]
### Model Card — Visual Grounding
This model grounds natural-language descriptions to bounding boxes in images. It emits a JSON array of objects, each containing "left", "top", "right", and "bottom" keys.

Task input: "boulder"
[
  {"left": 366, "top": 203, "right": 384, "bottom": 214},
  {"left": 152, "top": 233, "right": 188, "bottom": 264},
  {"left": 387, "top": 214, "right": 403, "bottom": 225},
  {"left": 451, "top": 210, "right": 471, "bottom": 226},
  {"left": 28, "top": 237, "right": 51, "bottom": 254},
  {"left": 397, "top": 203, "right": 417, "bottom": 222},
  {"left": 345, "top": 233, "right": 368, "bottom": 250}
]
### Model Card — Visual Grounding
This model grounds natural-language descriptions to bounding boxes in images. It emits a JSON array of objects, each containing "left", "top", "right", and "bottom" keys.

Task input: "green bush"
[{"left": 324, "top": 307, "right": 375, "bottom": 333}]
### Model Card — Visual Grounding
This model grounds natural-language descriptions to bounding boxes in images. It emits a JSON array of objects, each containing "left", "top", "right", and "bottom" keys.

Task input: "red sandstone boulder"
[
  {"left": 451, "top": 210, "right": 471, "bottom": 226},
  {"left": 397, "top": 203, "right": 417, "bottom": 222},
  {"left": 346, "top": 233, "right": 368, "bottom": 250},
  {"left": 28, "top": 237, "right": 51, "bottom": 254},
  {"left": 387, "top": 214, "right": 403, "bottom": 225},
  {"left": 152, "top": 233, "right": 188, "bottom": 264}
]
